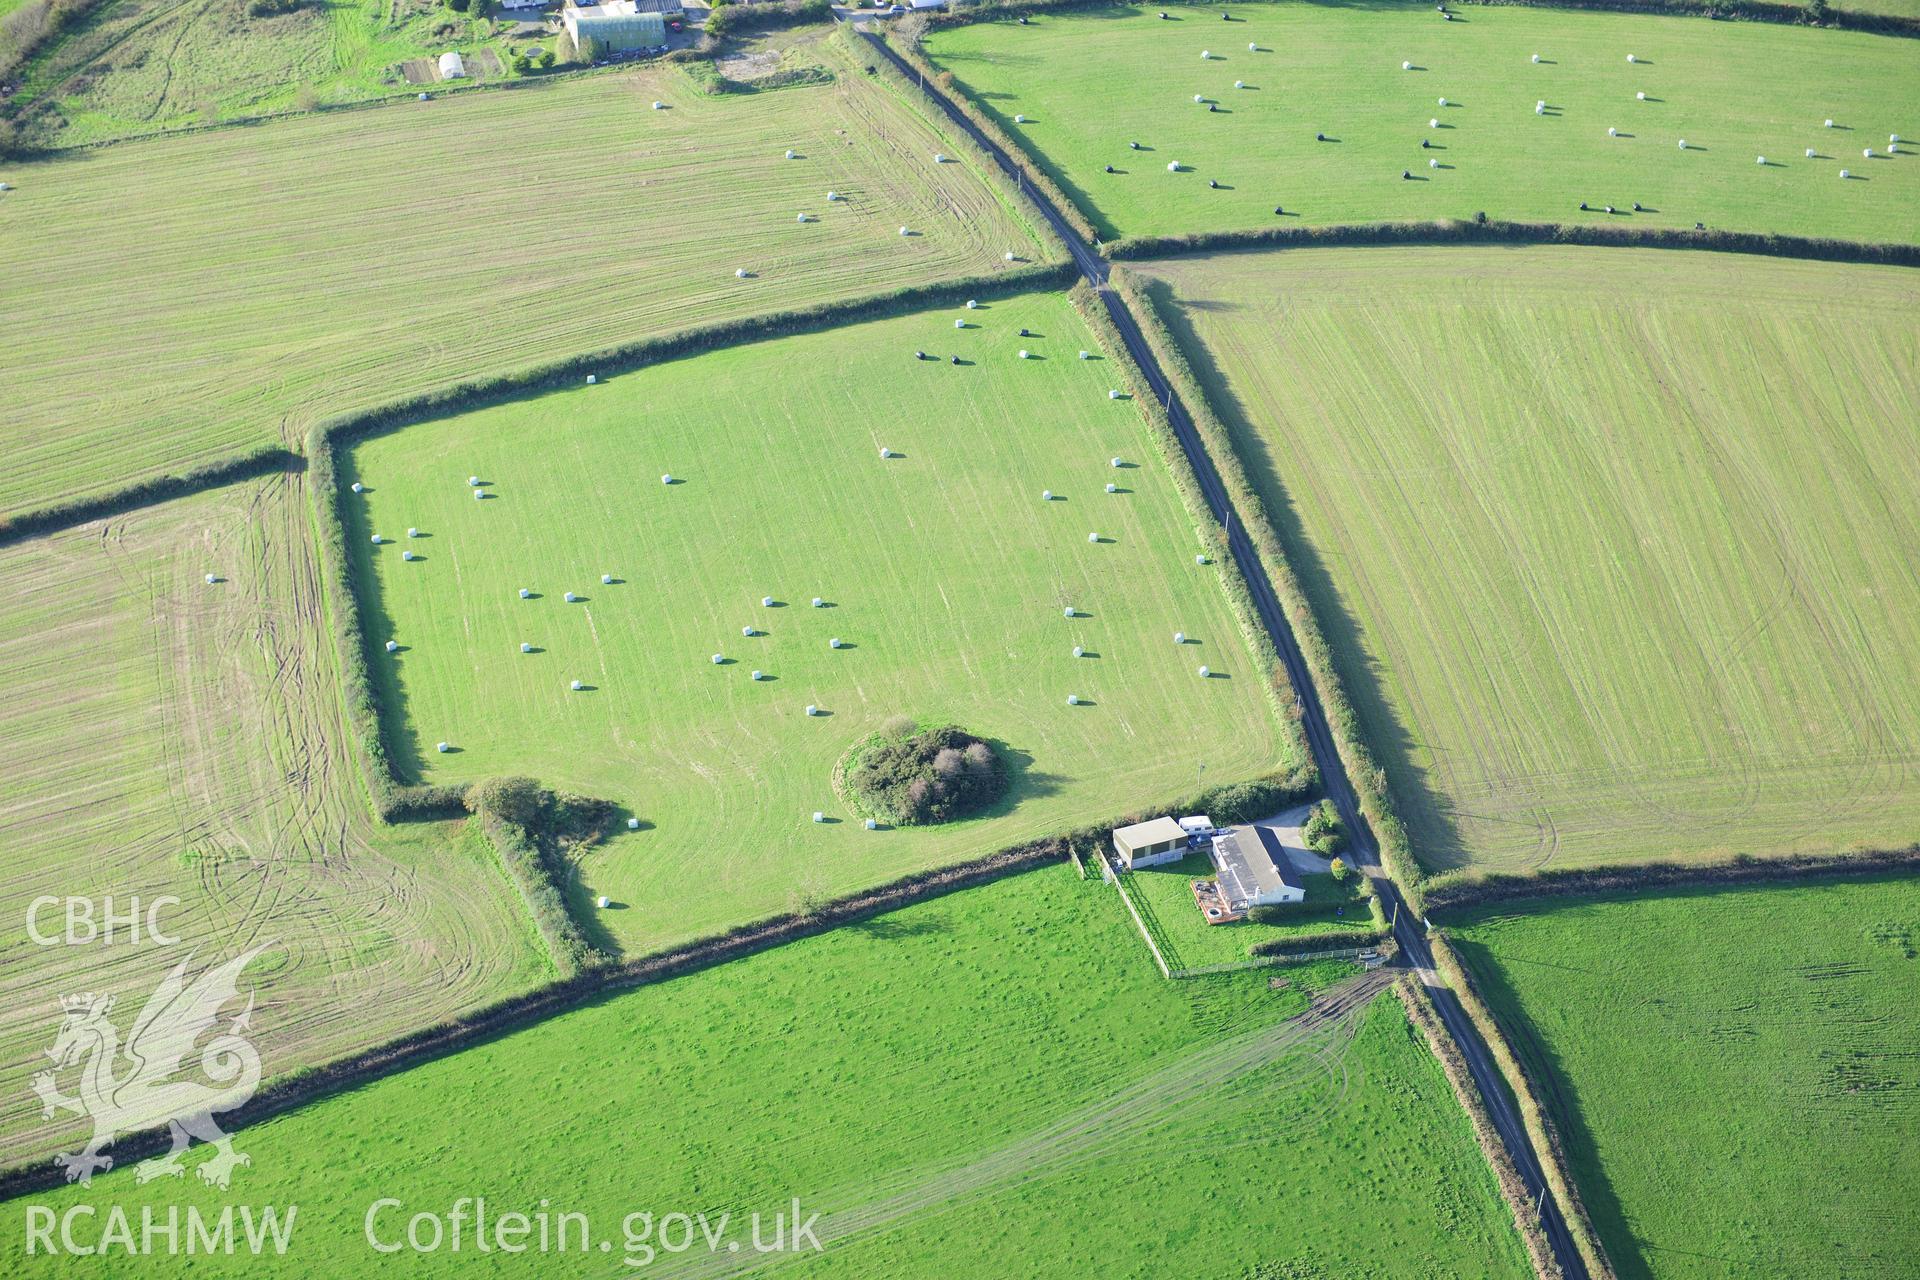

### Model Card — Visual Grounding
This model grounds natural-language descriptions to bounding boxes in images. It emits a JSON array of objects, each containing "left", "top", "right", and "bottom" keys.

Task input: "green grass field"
[
  {"left": 1140, "top": 245, "right": 1920, "bottom": 874},
  {"left": 0, "top": 47, "right": 1044, "bottom": 524},
  {"left": 924, "top": 2, "right": 1919, "bottom": 243},
  {"left": 1446, "top": 875, "right": 1920, "bottom": 1279},
  {"left": 9, "top": 0, "right": 520, "bottom": 147},
  {"left": 1122, "top": 852, "right": 1378, "bottom": 971},
  {"left": 344, "top": 291, "right": 1296, "bottom": 954},
  {"left": 12, "top": 867, "right": 1533, "bottom": 1278},
  {"left": 0, "top": 476, "right": 547, "bottom": 1168}
]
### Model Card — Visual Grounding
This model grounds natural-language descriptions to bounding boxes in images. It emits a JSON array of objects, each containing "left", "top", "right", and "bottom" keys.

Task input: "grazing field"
[
  {"left": 1122, "top": 852, "right": 1379, "bottom": 972},
  {"left": 0, "top": 476, "right": 547, "bottom": 1169},
  {"left": 344, "top": 291, "right": 1296, "bottom": 954},
  {"left": 0, "top": 46, "right": 1044, "bottom": 524},
  {"left": 1446, "top": 875, "right": 1920, "bottom": 1279},
  {"left": 6, "top": 0, "right": 512, "bottom": 148},
  {"left": 923, "top": 3, "right": 1920, "bottom": 244},
  {"left": 1140, "top": 245, "right": 1920, "bottom": 874},
  {"left": 12, "top": 868, "right": 1533, "bottom": 1278}
]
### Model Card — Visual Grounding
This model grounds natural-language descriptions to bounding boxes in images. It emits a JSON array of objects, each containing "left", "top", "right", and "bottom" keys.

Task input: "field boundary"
[
  {"left": 1424, "top": 844, "right": 1920, "bottom": 911},
  {"left": 853, "top": 24, "right": 1076, "bottom": 260},
  {"left": 1109, "top": 864, "right": 1175, "bottom": 977},
  {"left": 1104, "top": 218, "right": 1920, "bottom": 265},
  {"left": 1109, "top": 264, "right": 1429, "bottom": 914},
  {"left": 1428, "top": 932, "right": 1619, "bottom": 1279},
  {"left": 1397, "top": 977, "right": 1564, "bottom": 1280},
  {"left": 1248, "top": 913, "right": 1394, "bottom": 960},
  {"left": 912, "top": 0, "right": 1920, "bottom": 42},
  {"left": 876, "top": 30, "right": 1101, "bottom": 246},
  {"left": 474, "top": 809, "right": 602, "bottom": 979},
  {"left": 0, "top": 447, "right": 302, "bottom": 545}
]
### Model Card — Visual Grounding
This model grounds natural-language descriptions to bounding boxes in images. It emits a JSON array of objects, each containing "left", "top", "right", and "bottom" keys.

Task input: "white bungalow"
[{"left": 1210, "top": 825, "right": 1304, "bottom": 911}]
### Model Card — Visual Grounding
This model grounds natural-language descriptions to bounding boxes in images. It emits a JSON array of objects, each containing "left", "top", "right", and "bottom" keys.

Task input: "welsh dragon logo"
[{"left": 32, "top": 947, "right": 269, "bottom": 1189}]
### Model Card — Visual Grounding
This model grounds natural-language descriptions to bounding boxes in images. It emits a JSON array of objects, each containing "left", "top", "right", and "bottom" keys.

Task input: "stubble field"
[
  {"left": 1140, "top": 244, "right": 1920, "bottom": 874},
  {"left": 0, "top": 476, "right": 548, "bottom": 1168}
]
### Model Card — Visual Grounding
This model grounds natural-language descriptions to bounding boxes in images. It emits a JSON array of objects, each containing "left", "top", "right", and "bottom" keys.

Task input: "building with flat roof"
[
  {"left": 565, "top": 0, "right": 668, "bottom": 53},
  {"left": 1112, "top": 816, "right": 1189, "bottom": 870},
  {"left": 1211, "top": 825, "right": 1304, "bottom": 912}
]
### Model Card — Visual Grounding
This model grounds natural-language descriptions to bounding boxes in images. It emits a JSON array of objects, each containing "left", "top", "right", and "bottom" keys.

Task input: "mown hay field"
[
  {"left": 345, "top": 292, "right": 1297, "bottom": 954},
  {"left": 923, "top": 3, "right": 1919, "bottom": 243},
  {"left": 14, "top": 867, "right": 1533, "bottom": 1278},
  {"left": 0, "top": 476, "right": 549, "bottom": 1169},
  {"left": 1446, "top": 875, "right": 1920, "bottom": 1279},
  {"left": 0, "top": 51, "right": 1044, "bottom": 524},
  {"left": 1139, "top": 245, "right": 1920, "bottom": 874}
]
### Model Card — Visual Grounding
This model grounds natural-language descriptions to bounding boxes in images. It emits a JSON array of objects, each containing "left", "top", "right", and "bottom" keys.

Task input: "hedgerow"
[
  {"left": 920, "top": 0, "right": 1919, "bottom": 40},
  {"left": 704, "top": 0, "right": 831, "bottom": 40},
  {"left": 1423, "top": 843, "right": 1920, "bottom": 911},
  {"left": 870, "top": 26, "right": 1100, "bottom": 246},
  {"left": 1105, "top": 216, "right": 1920, "bottom": 266},
  {"left": 1428, "top": 931, "right": 1618, "bottom": 1280},
  {"left": 0, "top": 447, "right": 300, "bottom": 547},
  {"left": 465, "top": 777, "right": 609, "bottom": 977},
  {"left": 1396, "top": 978, "right": 1567, "bottom": 1280}
]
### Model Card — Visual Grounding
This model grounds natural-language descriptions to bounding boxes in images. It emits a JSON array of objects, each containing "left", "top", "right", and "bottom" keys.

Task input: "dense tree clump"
[
  {"left": 848, "top": 723, "right": 1006, "bottom": 826},
  {"left": 1304, "top": 799, "right": 1346, "bottom": 856}
]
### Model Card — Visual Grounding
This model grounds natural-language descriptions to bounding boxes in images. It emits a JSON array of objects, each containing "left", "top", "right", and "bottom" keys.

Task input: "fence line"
[{"left": 1108, "top": 864, "right": 1173, "bottom": 980}]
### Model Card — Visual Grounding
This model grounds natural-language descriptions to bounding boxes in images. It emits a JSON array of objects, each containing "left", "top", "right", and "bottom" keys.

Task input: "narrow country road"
[{"left": 854, "top": 22, "right": 1589, "bottom": 1278}]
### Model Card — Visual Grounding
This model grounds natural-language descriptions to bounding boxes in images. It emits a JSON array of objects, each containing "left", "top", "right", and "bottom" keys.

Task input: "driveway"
[{"left": 1250, "top": 806, "right": 1335, "bottom": 878}]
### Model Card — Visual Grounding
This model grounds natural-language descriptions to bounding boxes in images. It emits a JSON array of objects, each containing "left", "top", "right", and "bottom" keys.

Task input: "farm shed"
[
  {"left": 1210, "top": 826, "right": 1304, "bottom": 912},
  {"left": 1112, "top": 816, "right": 1189, "bottom": 870},
  {"left": 566, "top": 0, "right": 668, "bottom": 51},
  {"left": 438, "top": 51, "right": 467, "bottom": 79}
]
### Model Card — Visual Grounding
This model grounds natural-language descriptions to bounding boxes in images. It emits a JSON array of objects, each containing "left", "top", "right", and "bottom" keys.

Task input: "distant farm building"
[
  {"left": 1112, "top": 816, "right": 1190, "bottom": 870},
  {"left": 438, "top": 51, "right": 467, "bottom": 79},
  {"left": 1211, "top": 825, "right": 1304, "bottom": 912},
  {"left": 566, "top": 0, "right": 669, "bottom": 53}
]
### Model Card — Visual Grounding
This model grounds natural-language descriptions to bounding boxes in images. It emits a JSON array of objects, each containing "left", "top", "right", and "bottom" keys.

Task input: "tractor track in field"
[
  {"left": 648, "top": 967, "right": 1396, "bottom": 1279},
  {"left": 853, "top": 21, "right": 1589, "bottom": 1277}
]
